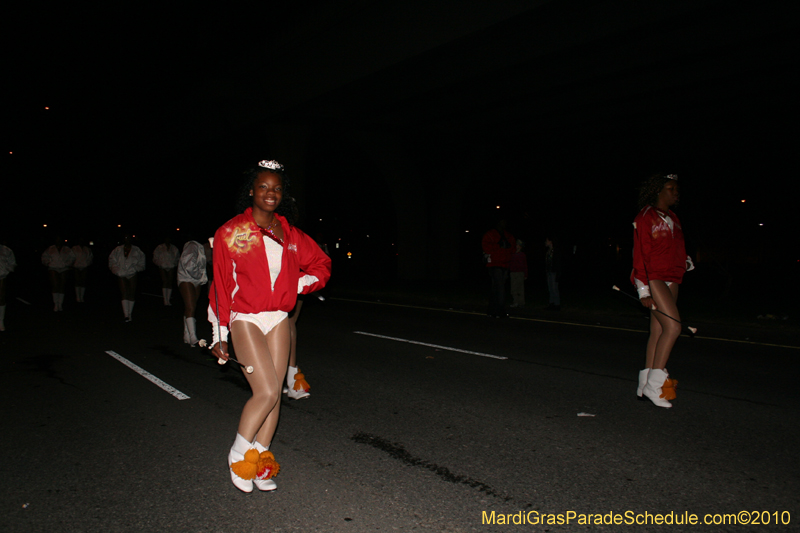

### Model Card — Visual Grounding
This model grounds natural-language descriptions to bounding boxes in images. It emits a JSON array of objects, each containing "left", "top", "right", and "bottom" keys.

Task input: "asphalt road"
[{"left": 2, "top": 291, "right": 799, "bottom": 532}]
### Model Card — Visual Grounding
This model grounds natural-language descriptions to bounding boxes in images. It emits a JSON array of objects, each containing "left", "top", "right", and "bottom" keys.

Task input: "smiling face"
[
  {"left": 657, "top": 180, "right": 680, "bottom": 209},
  {"left": 250, "top": 171, "right": 283, "bottom": 215}
]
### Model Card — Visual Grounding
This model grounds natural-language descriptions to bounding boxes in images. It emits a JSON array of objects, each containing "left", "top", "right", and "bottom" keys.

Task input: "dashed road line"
[{"left": 105, "top": 350, "right": 190, "bottom": 400}]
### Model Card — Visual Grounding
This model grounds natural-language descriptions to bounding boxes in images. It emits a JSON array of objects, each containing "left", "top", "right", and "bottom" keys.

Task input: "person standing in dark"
[
  {"left": 41, "top": 236, "right": 75, "bottom": 312},
  {"left": 153, "top": 236, "right": 180, "bottom": 306},
  {"left": 72, "top": 238, "right": 93, "bottom": 303},
  {"left": 109, "top": 235, "right": 146, "bottom": 322},
  {"left": 631, "top": 173, "right": 693, "bottom": 408},
  {"left": 482, "top": 219, "right": 515, "bottom": 318},
  {"left": 0, "top": 240, "right": 15, "bottom": 331},
  {"left": 544, "top": 236, "right": 561, "bottom": 311},
  {"left": 509, "top": 240, "right": 528, "bottom": 308}
]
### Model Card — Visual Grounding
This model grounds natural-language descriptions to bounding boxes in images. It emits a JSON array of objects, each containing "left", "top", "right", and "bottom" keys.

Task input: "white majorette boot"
[
  {"left": 121, "top": 300, "right": 129, "bottom": 321},
  {"left": 228, "top": 433, "right": 255, "bottom": 493},
  {"left": 637, "top": 368, "right": 650, "bottom": 400},
  {"left": 286, "top": 366, "right": 310, "bottom": 400},
  {"left": 186, "top": 317, "right": 198, "bottom": 346},
  {"left": 253, "top": 441, "right": 278, "bottom": 492},
  {"left": 183, "top": 318, "right": 190, "bottom": 344},
  {"left": 642, "top": 368, "right": 672, "bottom": 408}
]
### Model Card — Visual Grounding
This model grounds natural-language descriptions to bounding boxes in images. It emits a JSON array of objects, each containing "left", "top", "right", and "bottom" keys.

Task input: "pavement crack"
[{"left": 352, "top": 432, "right": 511, "bottom": 502}]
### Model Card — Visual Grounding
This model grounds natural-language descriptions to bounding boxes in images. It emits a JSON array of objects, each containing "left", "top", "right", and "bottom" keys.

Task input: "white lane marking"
[
  {"left": 337, "top": 297, "right": 800, "bottom": 351},
  {"left": 105, "top": 350, "right": 190, "bottom": 400},
  {"left": 353, "top": 331, "right": 507, "bottom": 360}
]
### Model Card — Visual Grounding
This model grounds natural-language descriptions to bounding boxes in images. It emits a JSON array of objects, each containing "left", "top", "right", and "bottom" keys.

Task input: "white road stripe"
[
  {"left": 353, "top": 331, "right": 507, "bottom": 360},
  {"left": 105, "top": 350, "right": 190, "bottom": 400}
]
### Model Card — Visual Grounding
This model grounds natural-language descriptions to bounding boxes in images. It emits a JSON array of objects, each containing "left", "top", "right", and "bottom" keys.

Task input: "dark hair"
[
  {"left": 235, "top": 163, "right": 298, "bottom": 225},
  {"left": 637, "top": 173, "right": 672, "bottom": 210}
]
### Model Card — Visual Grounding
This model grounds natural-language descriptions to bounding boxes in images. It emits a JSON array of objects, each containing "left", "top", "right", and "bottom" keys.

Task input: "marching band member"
[
  {"left": 109, "top": 236, "right": 146, "bottom": 322},
  {"left": 0, "top": 241, "right": 16, "bottom": 331},
  {"left": 177, "top": 236, "right": 209, "bottom": 346},
  {"left": 632, "top": 173, "right": 694, "bottom": 408},
  {"left": 41, "top": 237, "right": 75, "bottom": 311},
  {"left": 209, "top": 160, "right": 331, "bottom": 493},
  {"left": 72, "top": 240, "right": 93, "bottom": 303},
  {"left": 153, "top": 236, "right": 180, "bottom": 305}
]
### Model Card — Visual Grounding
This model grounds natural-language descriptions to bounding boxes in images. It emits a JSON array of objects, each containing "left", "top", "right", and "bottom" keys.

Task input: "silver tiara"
[
  {"left": 665, "top": 174, "right": 678, "bottom": 180},
  {"left": 258, "top": 160, "right": 284, "bottom": 171}
]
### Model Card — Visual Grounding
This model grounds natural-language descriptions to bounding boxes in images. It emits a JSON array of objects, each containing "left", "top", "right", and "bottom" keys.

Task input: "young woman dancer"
[
  {"left": 41, "top": 236, "right": 76, "bottom": 312},
  {"left": 177, "top": 236, "right": 209, "bottom": 346},
  {"left": 209, "top": 160, "right": 331, "bottom": 492},
  {"left": 0, "top": 241, "right": 16, "bottom": 331},
  {"left": 153, "top": 236, "right": 179, "bottom": 305},
  {"left": 72, "top": 239, "right": 93, "bottom": 303},
  {"left": 631, "top": 173, "right": 694, "bottom": 408},
  {"left": 108, "top": 236, "right": 146, "bottom": 322}
]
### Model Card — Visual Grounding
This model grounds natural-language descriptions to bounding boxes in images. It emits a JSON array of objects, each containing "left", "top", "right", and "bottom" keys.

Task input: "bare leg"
[
  {"left": 74, "top": 268, "right": 87, "bottom": 289},
  {"left": 288, "top": 299, "right": 303, "bottom": 367},
  {"left": 127, "top": 275, "right": 138, "bottom": 301},
  {"left": 648, "top": 280, "right": 680, "bottom": 369},
  {"left": 179, "top": 282, "right": 199, "bottom": 318},
  {"left": 231, "top": 318, "right": 290, "bottom": 445},
  {"left": 158, "top": 268, "right": 170, "bottom": 289}
]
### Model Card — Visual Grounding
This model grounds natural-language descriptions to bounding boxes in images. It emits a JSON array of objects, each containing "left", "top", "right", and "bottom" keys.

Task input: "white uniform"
[
  {"left": 0, "top": 245, "right": 16, "bottom": 279},
  {"left": 72, "top": 245, "right": 94, "bottom": 269},
  {"left": 109, "top": 245, "right": 146, "bottom": 278},
  {"left": 177, "top": 241, "right": 208, "bottom": 286},
  {"left": 42, "top": 245, "right": 76, "bottom": 272},
  {"left": 153, "top": 243, "right": 180, "bottom": 269}
]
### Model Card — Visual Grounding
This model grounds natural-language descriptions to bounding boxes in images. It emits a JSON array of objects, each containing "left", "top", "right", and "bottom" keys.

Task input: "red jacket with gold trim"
[{"left": 209, "top": 208, "right": 331, "bottom": 328}]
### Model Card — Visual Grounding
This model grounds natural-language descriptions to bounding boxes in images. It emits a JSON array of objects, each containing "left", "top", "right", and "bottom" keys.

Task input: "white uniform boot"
[
  {"left": 253, "top": 441, "right": 278, "bottom": 492},
  {"left": 53, "top": 293, "right": 59, "bottom": 312},
  {"left": 127, "top": 300, "right": 135, "bottom": 321},
  {"left": 186, "top": 317, "right": 198, "bottom": 346},
  {"left": 642, "top": 368, "right": 672, "bottom": 408},
  {"left": 165, "top": 288, "right": 172, "bottom": 305},
  {"left": 228, "top": 433, "right": 255, "bottom": 493},
  {"left": 637, "top": 368, "right": 650, "bottom": 400},
  {"left": 0, "top": 305, "right": 6, "bottom": 331},
  {"left": 286, "top": 366, "right": 310, "bottom": 400},
  {"left": 122, "top": 300, "right": 131, "bottom": 322},
  {"left": 57, "top": 293, "right": 65, "bottom": 311},
  {"left": 183, "top": 317, "right": 190, "bottom": 344}
]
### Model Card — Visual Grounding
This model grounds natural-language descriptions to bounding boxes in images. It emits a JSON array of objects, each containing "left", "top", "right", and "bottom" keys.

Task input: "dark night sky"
[{"left": 3, "top": 1, "right": 799, "bottom": 284}]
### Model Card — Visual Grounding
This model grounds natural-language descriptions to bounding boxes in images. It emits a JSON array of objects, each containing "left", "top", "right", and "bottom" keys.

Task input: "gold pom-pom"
[
  {"left": 293, "top": 370, "right": 310, "bottom": 392},
  {"left": 230, "top": 448, "right": 260, "bottom": 480},
  {"left": 257, "top": 451, "right": 281, "bottom": 480},
  {"left": 660, "top": 378, "right": 678, "bottom": 401}
]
